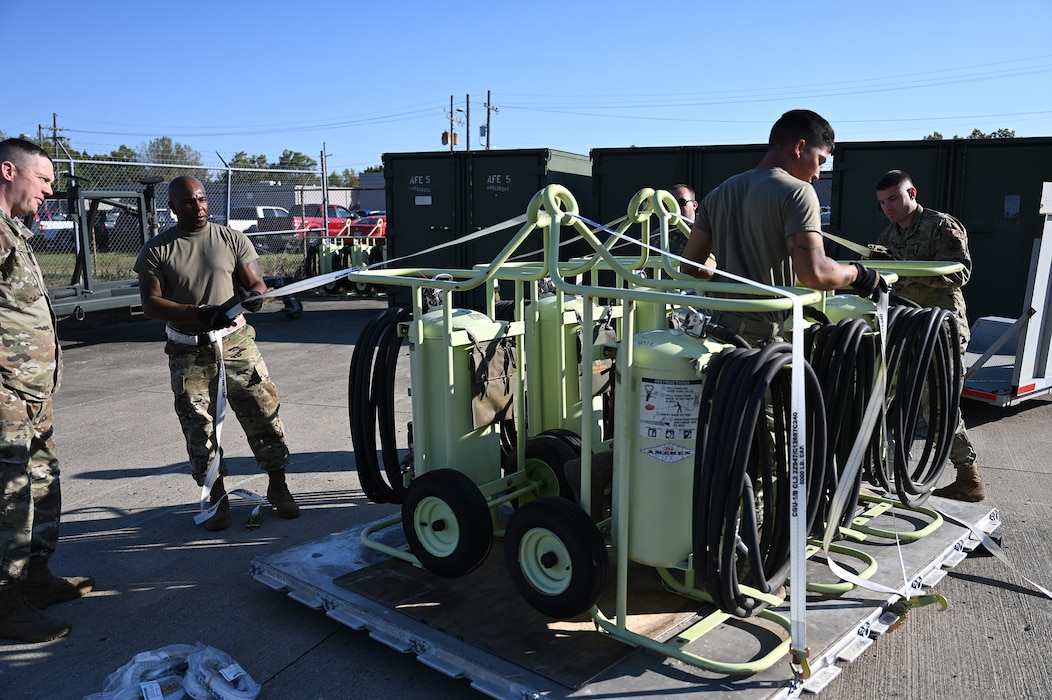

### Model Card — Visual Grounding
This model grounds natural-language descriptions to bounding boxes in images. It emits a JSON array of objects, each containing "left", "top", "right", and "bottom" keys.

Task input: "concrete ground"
[{"left": 1, "top": 295, "right": 1050, "bottom": 699}]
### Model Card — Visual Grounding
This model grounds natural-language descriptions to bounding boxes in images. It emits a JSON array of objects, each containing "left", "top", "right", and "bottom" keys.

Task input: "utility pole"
[
  {"left": 465, "top": 94, "right": 471, "bottom": 152},
  {"left": 449, "top": 95, "right": 455, "bottom": 154},
  {"left": 40, "top": 113, "right": 67, "bottom": 159},
  {"left": 485, "top": 90, "right": 499, "bottom": 150}
]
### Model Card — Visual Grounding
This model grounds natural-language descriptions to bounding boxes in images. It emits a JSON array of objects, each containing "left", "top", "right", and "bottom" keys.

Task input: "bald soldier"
[{"left": 135, "top": 176, "right": 300, "bottom": 530}]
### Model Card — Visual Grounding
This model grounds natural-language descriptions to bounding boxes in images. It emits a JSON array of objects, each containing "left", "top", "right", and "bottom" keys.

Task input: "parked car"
[
  {"left": 287, "top": 203, "right": 357, "bottom": 237},
  {"left": 345, "top": 215, "right": 386, "bottom": 238},
  {"left": 155, "top": 209, "right": 176, "bottom": 231},
  {"left": 31, "top": 211, "right": 76, "bottom": 251},
  {"left": 226, "top": 205, "right": 292, "bottom": 233}
]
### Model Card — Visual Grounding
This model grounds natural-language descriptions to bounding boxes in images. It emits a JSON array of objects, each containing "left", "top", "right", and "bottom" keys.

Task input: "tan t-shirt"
[
  {"left": 134, "top": 222, "right": 257, "bottom": 333},
  {"left": 695, "top": 167, "right": 823, "bottom": 322}
]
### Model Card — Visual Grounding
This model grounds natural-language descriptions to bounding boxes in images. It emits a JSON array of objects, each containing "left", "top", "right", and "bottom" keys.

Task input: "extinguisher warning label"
[{"left": 638, "top": 377, "right": 703, "bottom": 442}]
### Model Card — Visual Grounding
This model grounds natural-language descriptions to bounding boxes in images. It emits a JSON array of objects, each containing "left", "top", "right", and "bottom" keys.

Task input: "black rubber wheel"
[
  {"left": 504, "top": 497, "right": 608, "bottom": 619},
  {"left": 402, "top": 469, "right": 493, "bottom": 578},
  {"left": 367, "top": 245, "right": 386, "bottom": 294},
  {"left": 323, "top": 252, "right": 344, "bottom": 294},
  {"left": 502, "top": 433, "right": 579, "bottom": 505},
  {"left": 354, "top": 277, "right": 374, "bottom": 297}
]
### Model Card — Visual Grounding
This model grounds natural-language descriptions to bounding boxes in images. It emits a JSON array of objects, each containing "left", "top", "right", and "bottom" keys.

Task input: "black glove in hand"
[
  {"left": 240, "top": 290, "right": 264, "bottom": 313},
  {"left": 196, "top": 305, "right": 238, "bottom": 331},
  {"left": 849, "top": 262, "right": 888, "bottom": 298}
]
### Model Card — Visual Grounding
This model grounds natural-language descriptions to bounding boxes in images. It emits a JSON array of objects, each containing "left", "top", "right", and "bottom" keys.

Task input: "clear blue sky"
[{"left": 6, "top": 0, "right": 1052, "bottom": 176}]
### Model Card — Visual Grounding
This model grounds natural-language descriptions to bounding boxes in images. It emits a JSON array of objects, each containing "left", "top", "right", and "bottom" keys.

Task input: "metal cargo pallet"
[{"left": 251, "top": 498, "right": 999, "bottom": 700}]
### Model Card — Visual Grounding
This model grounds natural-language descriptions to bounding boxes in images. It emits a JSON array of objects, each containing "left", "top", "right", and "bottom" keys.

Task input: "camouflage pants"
[
  {"left": 0, "top": 387, "right": 61, "bottom": 583},
  {"left": 950, "top": 412, "right": 976, "bottom": 469},
  {"left": 166, "top": 324, "right": 290, "bottom": 486}
]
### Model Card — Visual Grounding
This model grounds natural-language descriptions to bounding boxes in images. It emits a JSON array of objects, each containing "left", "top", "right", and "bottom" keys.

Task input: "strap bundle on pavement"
[{"left": 84, "top": 642, "right": 260, "bottom": 700}]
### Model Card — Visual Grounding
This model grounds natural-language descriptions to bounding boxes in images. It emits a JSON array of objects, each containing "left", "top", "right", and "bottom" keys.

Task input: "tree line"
[
  {"left": 923, "top": 128, "right": 1016, "bottom": 140},
  {"left": 0, "top": 130, "right": 382, "bottom": 189}
]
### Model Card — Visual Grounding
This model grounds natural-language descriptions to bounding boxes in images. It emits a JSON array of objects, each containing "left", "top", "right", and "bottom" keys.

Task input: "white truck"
[{"left": 226, "top": 205, "right": 291, "bottom": 233}]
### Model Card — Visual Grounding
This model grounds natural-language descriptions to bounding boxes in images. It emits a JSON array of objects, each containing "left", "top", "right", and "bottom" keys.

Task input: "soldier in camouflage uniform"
[
  {"left": 135, "top": 176, "right": 300, "bottom": 532},
  {"left": 875, "top": 170, "right": 984, "bottom": 502},
  {"left": 0, "top": 138, "right": 94, "bottom": 644}
]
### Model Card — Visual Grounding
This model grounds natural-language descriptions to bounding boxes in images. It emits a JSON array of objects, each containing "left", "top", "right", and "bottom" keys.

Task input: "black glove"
[
  {"left": 240, "top": 290, "right": 264, "bottom": 313},
  {"left": 196, "top": 305, "right": 238, "bottom": 331},
  {"left": 849, "top": 262, "right": 888, "bottom": 298}
]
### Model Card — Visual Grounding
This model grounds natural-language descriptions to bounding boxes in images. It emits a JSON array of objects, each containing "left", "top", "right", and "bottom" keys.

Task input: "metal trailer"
[
  {"left": 43, "top": 178, "right": 157, "bottom": 319},
  {"left": 963, "top": 182, "right": 1052, "bottom": 406},
  {"left": 251, "top": 446, "right": 999, "bottom": 700}
]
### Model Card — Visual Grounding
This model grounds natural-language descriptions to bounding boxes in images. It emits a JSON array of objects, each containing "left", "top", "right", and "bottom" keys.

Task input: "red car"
[
  {"left": 345, "top": 215, "right": 386, "bottom": 239},
  {"left": 287, "top": 203, "right": 358, "bottom": 237}
]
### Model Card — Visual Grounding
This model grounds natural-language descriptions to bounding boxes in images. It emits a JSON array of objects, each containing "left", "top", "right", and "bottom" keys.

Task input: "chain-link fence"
[
  {"left": 29, "top": 157, "right": 387, "bottom": 304},
  {"left": 31, "top": 159, "right": 325, "bottom": 286}
]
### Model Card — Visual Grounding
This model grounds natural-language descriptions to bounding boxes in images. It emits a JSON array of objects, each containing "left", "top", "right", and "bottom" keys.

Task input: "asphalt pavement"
[{"left": 1, "top": 295, "right": 1050, "bottom": 699}]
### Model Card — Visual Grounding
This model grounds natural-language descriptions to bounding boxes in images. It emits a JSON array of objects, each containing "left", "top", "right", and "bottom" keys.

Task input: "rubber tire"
[
  {"left": 503, "top": 433, "right": 579, "bottom": 505},
  {"left": 323, "top": 252, "right": 343, "bottom": 294},
  {"left": 367, "top": 245, "right": 386, "bottom": 294},
  {"left": 402, "top": 469, "right": 493, "bottom": 578},
  {"left": 354, "top": 278, "right": 374, "bottom": 297},
  {"left": 504, "top": 497, "right": 608, "bottom": 619}
]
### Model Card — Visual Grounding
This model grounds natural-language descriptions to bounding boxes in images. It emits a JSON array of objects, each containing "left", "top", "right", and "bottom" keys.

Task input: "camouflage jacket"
[
  {"left": 0, "top": 209, "right": 60, "bottom": 400},
  {"left": 877, "top": 205, "right": 971, "bottom": 341}
]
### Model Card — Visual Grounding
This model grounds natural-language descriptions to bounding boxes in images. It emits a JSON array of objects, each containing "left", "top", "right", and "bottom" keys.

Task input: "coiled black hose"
[
  {"left": 806, "top": 318, "right": 880, "bottom": 539},
  {"left": 349, "top": 307, "right": 411, "bottom": 504},
  {"left": 693, "top": 342, "right": 827, "bottom": 618},
  {"left": 870, "top": 304, "right": 961, "bottom": 507}
]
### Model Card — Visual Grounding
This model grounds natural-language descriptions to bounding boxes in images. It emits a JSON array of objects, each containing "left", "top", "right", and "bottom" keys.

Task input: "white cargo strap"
[
  {"left": 85, "top": 642, "right": 260, "bottom": 700},
  {"left": 165, "top": 314, "right": 246, "bottom": 346},
  {"left": 938, "top": 511, "right": 1052, "bottom": 600},
  {"left": 189, "top": 307, "right": 263, "bottom": 527},
  {"left": 84, "top": 643, "right": 196, "bottom": 700},
  {"left": 181, "top": 643, "right": 260, "bottom": 700},
  {"left": 821, "top": 230, "right": 872, "bottom": 258},
  {"left": 818, "top": 292, "right": 909, "bottom": 598},
  {"left": 573, "top": 212, "right": 812, "bottom": 670},
  {"left": 259, "top": 215, "right": 529, "bottom": 300}
]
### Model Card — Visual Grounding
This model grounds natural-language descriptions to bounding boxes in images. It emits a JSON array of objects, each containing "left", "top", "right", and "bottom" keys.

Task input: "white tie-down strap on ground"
[
  {"left": 572, "top": 212, "right": 811, "bottom": 661},
  {"left": 84, "top": 642, "right": 260, "bottom": 700},
  {"left": 230, "top": 487, "right": 265, "bottom": 528},
  {"left": 260, "top": 214, "right": 530, "bottom": 300},
  {"left": 940, "top": 510, "right": 1052, "bottom": 599},
  {"left": 181, "top": 643, "right": 261, "bottom": 700}
]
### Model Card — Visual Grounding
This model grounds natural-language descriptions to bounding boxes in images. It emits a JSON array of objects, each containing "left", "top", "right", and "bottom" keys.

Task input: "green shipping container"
[
  {"left": 830, "top": 140, "right": 953, "bottom": 245},
  {"left": 590, "top": 147, "right": 694, "bottom": 225},
  {"left": 946, "top": 138, "right": 1052, "bottom": 321},
  {"left": 833, "top": 137, "right": 1052, "bottom": 322},
  {"left": 383, "top": 149, "right": 592, "bottom": 309}
]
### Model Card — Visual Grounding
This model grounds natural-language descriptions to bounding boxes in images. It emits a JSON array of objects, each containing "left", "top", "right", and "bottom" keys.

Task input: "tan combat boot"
[
  {"left": 203, "top": 476, "right": 230, "bottom": 531},
  {"left": 19, "top": 559, "right": 94, "bottom": 609},
  {"left": 266, "top": 469, "right": 300, "bottom": 519},
  {"left": 933, "top": 464, "right": 985, "bottom": 502},
  {"left": 0, "top": 583, "right": 71, "bottom": 643}
]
